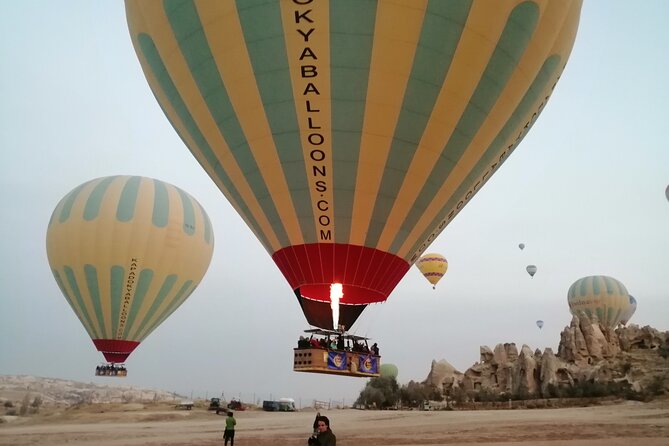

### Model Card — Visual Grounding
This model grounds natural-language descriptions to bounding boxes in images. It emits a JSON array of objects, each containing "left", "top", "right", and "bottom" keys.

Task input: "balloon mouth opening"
[
  {"left": 93, "top": 339, "right": 140, "bottom": 363},
  {"left": 300, "top": 284, "right": 386, "bottom": 305}
]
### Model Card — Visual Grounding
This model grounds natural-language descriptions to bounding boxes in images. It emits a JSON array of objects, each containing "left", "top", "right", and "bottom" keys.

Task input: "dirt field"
[{"left": 1, "top": 400, "right": 668, "bottom": 446}]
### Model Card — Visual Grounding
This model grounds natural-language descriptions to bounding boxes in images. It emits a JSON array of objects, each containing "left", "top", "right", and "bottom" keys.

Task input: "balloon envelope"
[
  {"left": 519, "top": 243, "right": 525, "bottom": 250},
  {"left": 46, "top": 176, "right": 214, "bottom": 363},
  {"left": 416, "top": 253, "right": 448, "bottom": 289},
  {"left": 567, "top": 275, "right": 630, "bottom": 329},
  {"left": 526, "top": 265, "right": 538, "bottom": 277},
  {"left": 380, "top": 363, "right": 399, "bottom": 380},
  {"left": 126, "top": 0, "right": 581, "bottom": 330},
  {"left": 536, "top": 320, "right": 544, "bottom": 329}
]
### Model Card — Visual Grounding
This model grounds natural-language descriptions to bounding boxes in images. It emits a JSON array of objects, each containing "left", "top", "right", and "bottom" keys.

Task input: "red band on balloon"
[
  {"left": 93, "top": 339, "right": 140, "bottom": 363},
  {"left": 272, "top": 244, "right": 410, "bottom": 305}
]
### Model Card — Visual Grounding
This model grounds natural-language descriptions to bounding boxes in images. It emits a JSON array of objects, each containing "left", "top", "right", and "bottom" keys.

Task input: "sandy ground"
[{"left": 1, "top": 400, "right": 668, "bottom": 446}]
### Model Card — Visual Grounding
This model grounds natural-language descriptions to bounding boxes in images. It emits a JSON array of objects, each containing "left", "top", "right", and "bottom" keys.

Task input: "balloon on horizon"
[
  {"left": 126, "top": 0, "right": 582, "bottom": 330},
  {"left": 416, "top": 253, "right": 448, "bottom": 290},
  {"left": 46, "top": 176, "right": 214, "bottom": 364},
  {"left": 567, "top": 275, "right": 631, "bottom": 329},
  {"left": 519, "top": 243, "right": 525, "bottom": 250},
  {"left": 380, "top": 363, "right": 399, "bottom": 380},
  {"left": 526, "top": 265, "right": 538, "bottom": 278}
]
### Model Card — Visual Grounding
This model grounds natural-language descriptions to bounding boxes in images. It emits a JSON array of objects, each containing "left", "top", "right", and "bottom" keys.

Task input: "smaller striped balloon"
[{"left": 416, "top": 253, "right": 448, "bottom": 289}]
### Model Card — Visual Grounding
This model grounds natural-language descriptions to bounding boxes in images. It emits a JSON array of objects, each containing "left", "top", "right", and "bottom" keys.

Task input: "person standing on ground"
[
  {"left": 223, "top": 411, "right": 236, "bottom": 446},
  {"left": 308, "top": 415, "right": 336, "bottom": 446}
]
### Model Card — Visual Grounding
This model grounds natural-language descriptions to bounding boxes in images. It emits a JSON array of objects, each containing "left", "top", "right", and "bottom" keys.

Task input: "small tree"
[{"left": 355, "top": 376, "right": 400, "bottom": 409}]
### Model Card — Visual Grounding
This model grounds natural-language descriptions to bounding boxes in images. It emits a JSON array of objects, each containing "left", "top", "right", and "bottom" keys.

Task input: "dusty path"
[{"left": 1, "top": 401, "right": 668, "bottom": 445}]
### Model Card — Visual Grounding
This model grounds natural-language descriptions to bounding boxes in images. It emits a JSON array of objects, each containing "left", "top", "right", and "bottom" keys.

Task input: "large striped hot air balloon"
[
  {"left": 126, "top": 0, "right": 581, "bottom": 330},
  {"left": 567, "top": 275, "right": 630, "bottom": 329},
  {"left": 46, "top": 176, "right": 214, "bottom": 365}
]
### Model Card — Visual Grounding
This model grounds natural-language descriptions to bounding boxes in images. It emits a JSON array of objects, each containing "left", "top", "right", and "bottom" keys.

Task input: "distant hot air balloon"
[
  {"left": 665, "top": 184, "right": 669, "bottom": 202},
  {"left": 567, "top": 275, "right": 630, "bottom": 329},
  {"left": 416, "top": 253, "right": 448, "bottom": 289},
  {"left": 519, "top": 243, "right": 525, "bottom": 250},
  {"left": 46, "top": 176, "right": 214, "bottom": 365},
  {"left": 126, "top": 0, "right": 581, "bottom": 331},
  {"left": 619, "top": 295, "right": 637, "bottom": 326},
  {"left": 526, "top": 265, "right": 538, "bottom": 278},
  {"left": 380, "top": 363, "right": 399, "bottom": 380},
  {"left": 536, "top": 320, "right": 544, "bottom": 329}
]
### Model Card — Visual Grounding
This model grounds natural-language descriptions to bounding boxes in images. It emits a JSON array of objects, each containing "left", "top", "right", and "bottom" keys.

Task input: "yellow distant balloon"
[
  {"left": 567, "top": 275, "right": 630, "bottom": 329},
  {"left": 416, "top": 253, "right": 448, "bottom": 289},
  {"left": 126, "top": 0, "right": 581, "bottom": 329},
  {"left": 46, "top": 176, "right": 214, "bottom": 363}
]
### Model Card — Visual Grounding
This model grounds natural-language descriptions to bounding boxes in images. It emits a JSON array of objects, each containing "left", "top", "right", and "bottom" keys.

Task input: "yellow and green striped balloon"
[
  {"left": 46, "top": 176, "right": 214, "bottom": 363},
  {"left": 126, "top": 0, "right": 581, "bottom": 330},
  {"left": 567, "top": 275, "right": 630, "bottom": 329}
]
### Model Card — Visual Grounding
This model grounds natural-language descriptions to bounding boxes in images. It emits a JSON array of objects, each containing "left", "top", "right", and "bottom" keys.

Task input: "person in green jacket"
[
  {"left": 224, "top": 411, "right": 236, "bottom": 446},
  {"left": 308, "top": 415, "right": 336, "bottom": 446}
]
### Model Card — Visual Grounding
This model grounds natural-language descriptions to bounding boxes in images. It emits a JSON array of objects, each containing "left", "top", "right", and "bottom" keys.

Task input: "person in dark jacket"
[{"left": 308, "top": 415, "right": 336, "bottom": 446}]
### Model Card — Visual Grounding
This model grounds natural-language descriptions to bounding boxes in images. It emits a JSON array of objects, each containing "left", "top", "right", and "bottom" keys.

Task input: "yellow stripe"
[
  {"left": 127, "top": 1, "right": 281, "bottom": 252},
  {"left": 397, "top": 0, "right": 576, "bottom": 258},
  {"left": 200, "top": 1, "right": 305, "bottom": 246},
  {"left": 280, "top": 0, "right": 334, "bottom": 243},
  {"left": 349, "top": 0, "right": 428, "bottom": 246},
  {"left": 377, "top": 0, "right": 510, "bottom": 251}
]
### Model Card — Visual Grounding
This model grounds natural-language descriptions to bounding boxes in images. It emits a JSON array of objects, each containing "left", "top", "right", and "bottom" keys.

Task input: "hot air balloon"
[
  {"left": 526, "top": 265, "right": 538, "bottom": 278},
  {"left": 519, "top": 243, "right": 525, "bottom": 250},
  {"left": 619, "top": 295, "right": 637, "bottom": 326},
  {"left": 380, "top": 363, "right": 399, "bottom": 380},
  {"left": 536, "top": 320, "right": 544, "bottom": 329},
  {"left": 567, "top": 275, "right": 630, "bottom": 329},
  {"left": 665, "top": 185, "right": 669, "bottom": 202},
  {"left": 416, "top": 253, "right": 448, "bottom": 289},
  {"left": 46, "top": 176, "right": 214, "bottom": 372},
  {"left": 126, "top": 0, "right": 581, "bottom": 331}
]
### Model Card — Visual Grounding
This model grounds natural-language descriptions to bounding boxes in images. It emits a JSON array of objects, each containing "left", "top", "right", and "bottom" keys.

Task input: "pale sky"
[{"left": 1, "top": 1, "right": 668, "bottom": 406}]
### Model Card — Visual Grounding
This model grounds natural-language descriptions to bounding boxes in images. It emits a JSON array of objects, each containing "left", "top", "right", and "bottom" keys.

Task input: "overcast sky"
[{"left": 1, "top": 1, "right": 668, "bottom": 406}]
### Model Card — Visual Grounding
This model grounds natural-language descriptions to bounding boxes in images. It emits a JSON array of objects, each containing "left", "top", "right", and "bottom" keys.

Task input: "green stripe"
[
  {"left": 84, "top": 177, "right": 116, "bottom": 221},
  {"left": 593, "top": 275, "right": 602, "bottom": 296},
  {"left": 53, "top": 269, "right": 90, "bottom": 334},
  {"left": 162, "top": 0, "right": 291, "bottom": 246},
  {"left": 137, "top": 280, "right": 193, "bottom": 340},
  {"left": 84, "top": 264, "right": 108, "bottom": 338},
  {"left": 580, "top": 276, "right": 590, "bottom": 297},
  {"left": 365, "top": 0, "right": 472, "bottom": 247},
  {"left": 152, "top": 179, "right": 170, "bottom": 227},
  {"left": 117, "top": 176, "right": 142, "bottom": 222},
  {"left": 110, "top": 266, "right": 124, "bottom": 339},
  {"left": 133, "top": 274, "right": 177, "bottom": 340},
  {"left": 397, "top": 2, "right": 540, "bottom": 255},
  {"left": 175, "top": 186, "right": 195, "bottom": 235},
  {"left": 57, "top": 182, "right": 89, "bottom": 223},
  {"left": 64, "top": 266, "right": 100, "bottom": 339},
  {"left": 122, "top": 269, "right": 154, "bottom": 339},
  {"left": 330, "top": 0, "right": 377, "bottom": 243},
  {"left": 195, "top": 199, "right": 213, "bottom": 244},
  {"left": 235, "top": 0, "right": 315, "bottom": 243},
  {"left": 137, "top": 33, "right": 272, "bottom": 251}
]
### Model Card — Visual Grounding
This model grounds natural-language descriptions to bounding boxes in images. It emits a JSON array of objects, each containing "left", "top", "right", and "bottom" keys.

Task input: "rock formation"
[{"left": 425, "top": 314, "right": 669, "bottom": 399}]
